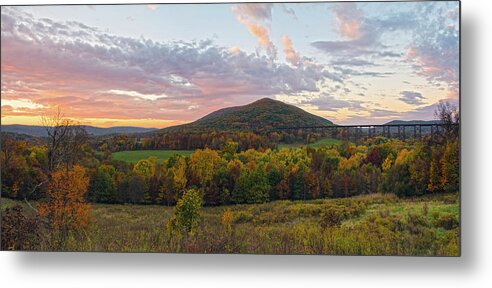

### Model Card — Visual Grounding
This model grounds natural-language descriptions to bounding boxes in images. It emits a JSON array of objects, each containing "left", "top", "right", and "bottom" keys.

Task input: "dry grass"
[{"left": 1, "top": 193, "right": 459, "bottom": 255}]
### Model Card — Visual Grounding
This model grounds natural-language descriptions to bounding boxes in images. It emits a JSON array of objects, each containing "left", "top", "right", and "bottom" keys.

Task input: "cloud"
[
  {"left": 331, "top": 59, "right": 378, "bottom": 67},
  {"left": 281, "top": 36, "right": 301, "bottom": 66},
  {"left": 399, "top": 91, "right": 426, "bottom": 105},
  {"left": 1, "top": 7, "right": 329, "bottom": 124},
  {"left": 147, "top": 4, "right": 158, "bottom": 11},
  {"left": 2, "top": 99, "right": 46, "bottom": 110},
  {"left": 310, "top": 2, "right": 458, "bottom": 105},
  {"left": 313, "top": 3, "right": 418, "bottom": 60},
  {"left": 301, "top": 94, "right": 363, "bottom": 112},
  {"left": 332, "top": 3, "right": 363, "bottom": 39},
  {"left": 401, "top": 99, "right": 458, "bottom": 121},
  {"left": 405, "top": 3, "right": 459, "bottom": 100},
  {"left": 108, "top": 89, "right": 168, "bottom": 101},
  {"left": 231, "top": 3, "right": 276, "bottom": 59},
  {"left": 231, "top": 3, "right": 272, "bottom": 22},
  {"left": 247, "top": 23, "right": 272, "bottom": 48},
  {"left": 230, "top": 46, "right": 241, "bottom": 54},
  {"left": 342, "top": 98, "right": 459, "bottom": 125},
  {"left": 280, "top": 4, "right": 297, "bottom": 20},
  {"left": 333, "top": 67, "right": 393, "bottom": 78}
]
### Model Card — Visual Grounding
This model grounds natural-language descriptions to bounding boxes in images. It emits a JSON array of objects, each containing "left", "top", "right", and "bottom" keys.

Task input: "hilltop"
[{"left": 160, "top": 98, "right": 334, "bottom": 133}]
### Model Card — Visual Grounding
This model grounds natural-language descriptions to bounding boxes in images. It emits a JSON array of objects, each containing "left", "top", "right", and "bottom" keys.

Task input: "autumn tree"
[
  {"left": 166, "top": 188, "right": 202, "bottom": 252},
  {"left": 38, "top": 165, "right": 92, "bottom": 244},
  {"left": 407, "top": 143, "right": 431, "bottom": 195},
  {"left": 1, "top": 137, "right": 28, "bottom": 198},
  {"left": 133, "top": 157, "right": 157, "bottom": 177},
  {"left": 440, "top": 139, "right": 460, "bottom": 192},
  {"left": 189, "top": 149, "right": 223, "bottom": 187},
  {"left": 221, "top": 141, "right": 239, "bottom": 160},
  {"left": 169, "top": 156, "right": 187, "bottom": 199}
]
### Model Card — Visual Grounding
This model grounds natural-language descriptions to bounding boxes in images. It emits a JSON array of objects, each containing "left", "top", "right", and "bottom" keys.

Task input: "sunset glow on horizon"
[{"left": 1, "top": 2, "right": 459, "bottom": 128}]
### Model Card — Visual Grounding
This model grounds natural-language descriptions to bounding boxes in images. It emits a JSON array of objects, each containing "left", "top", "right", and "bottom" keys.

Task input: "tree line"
[
  {"left": 1, "top": 102, "right": 459, "bottom": 207},
  {"left": 94, "top": 128, "right": 344, "bottom": 153},
  {"left": 2, "top": 132, "right": 459, "bottom": 207}
]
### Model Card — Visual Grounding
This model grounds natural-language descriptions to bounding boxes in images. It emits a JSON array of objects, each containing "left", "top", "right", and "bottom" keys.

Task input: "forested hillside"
[{"left": 161, "top": 98, "right": 334, "bottom": 133}]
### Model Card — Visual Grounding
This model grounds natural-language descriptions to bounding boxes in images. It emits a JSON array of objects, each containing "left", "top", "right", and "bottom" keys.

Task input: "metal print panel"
[{"left": 0, "top": 1, "right": 460, "bottom": 255}]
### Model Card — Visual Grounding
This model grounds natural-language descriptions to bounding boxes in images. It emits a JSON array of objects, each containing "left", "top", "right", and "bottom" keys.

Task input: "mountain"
[
  {"left": 384, "top": 120, "right": 440, "bottom": 125},
  {"left": 160, "top": 98, "right": 334, "bottom": 133},
  {"left": 1, "top": 124, "right": 157, "bottom": 137}
]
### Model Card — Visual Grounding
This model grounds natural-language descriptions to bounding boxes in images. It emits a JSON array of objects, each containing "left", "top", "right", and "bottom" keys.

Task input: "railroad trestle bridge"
[{"left": 272, "top": 123, "right": 458, "bottom": 144}]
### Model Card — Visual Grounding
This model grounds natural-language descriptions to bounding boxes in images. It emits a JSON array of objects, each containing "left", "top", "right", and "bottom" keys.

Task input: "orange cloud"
[
  {"left": 281, "top": 36, "right": 301, "bottom": 66},
  {"left": 247, "top": 23, "right": 271, "bottom": 47},
  {"left": 230, "top": 47, "right": 241, "bottom": 54},
  {"left": 232, "top": 4, "right": 276, "bottom": 58}
]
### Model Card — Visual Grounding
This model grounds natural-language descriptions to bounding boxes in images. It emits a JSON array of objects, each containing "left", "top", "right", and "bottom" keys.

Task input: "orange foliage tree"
[{"left": 39, "top": 165, "right": 92, "bottom": 239}]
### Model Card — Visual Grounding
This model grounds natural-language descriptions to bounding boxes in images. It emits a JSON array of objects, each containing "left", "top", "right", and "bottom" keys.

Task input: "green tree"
[
  {"left": 88, "top": 165, "right": 116, "bottom": 203},
  {"left": 408, "top": 144, "right": 431, "bottom": 196},
  {"left": 222, "top": 141, "right": 239, "bottom": 160},
  {"left": 232, "top": 165, "right": 270, "bottom": 204},
  {"left": 133, "top": 157, "right": 157, "bottom": 177},
  {"left": 127, "top": 174, "right": 146, "bottom": 204},
  {"left": 167, "top": 188, "right": 202, "bottom": 252},
  {"left": 440, "top": 139, "right": 459, "bottom": 192}
]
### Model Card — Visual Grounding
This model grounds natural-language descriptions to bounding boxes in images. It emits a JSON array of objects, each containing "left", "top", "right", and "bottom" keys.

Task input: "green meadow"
[
  {"left": 278, "top": 138, "right": 344, "bottom": 149},
  {"left": 112, "top": 150, "right": 193, "bottom": 163}
]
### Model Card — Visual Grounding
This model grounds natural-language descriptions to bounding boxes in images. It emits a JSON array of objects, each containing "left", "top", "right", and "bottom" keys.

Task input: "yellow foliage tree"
[
  {"left": 170, "top": 156, "right": 188, "bottom": 201},
  {"left": 189, "top": 148, "right": 222, "bottom": 187},
  {"left": 39, "top": 165, "right": 92, "bottom": 240}
]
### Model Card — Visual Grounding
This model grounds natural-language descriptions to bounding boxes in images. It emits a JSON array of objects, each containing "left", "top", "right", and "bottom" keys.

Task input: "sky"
[{"left": 1, "top": 2, "right": 460, "bottom": 127}]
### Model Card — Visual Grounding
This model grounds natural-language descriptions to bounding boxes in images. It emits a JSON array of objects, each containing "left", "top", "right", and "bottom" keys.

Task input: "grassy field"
[
  {"left": 1, "top": 193, "right": 459, "bottom": 255},
  {"left": 111, "top": 139, "right": 343, "bottom": 163},
  {"left": 112, "top": 150, "right": 193, "bottom": 163},
  {"left": 278, "top": 138, "right": 344, "bottom": 149}
]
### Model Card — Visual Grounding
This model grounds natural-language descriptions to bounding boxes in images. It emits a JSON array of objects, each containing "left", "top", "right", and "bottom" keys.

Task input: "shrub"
[
  {"left": 167, "top": 188, "right": 202, "bottom": 236},
  {"left": 320, "top": 207, "right": 344, "bottom": 228},
  {"left": 435, "top": 213, "right": 459, "bottom": 230},
  {"left": 1, "top": 205, "right": 41, "bottom": 251},
  {"left": 221, "top": 209, "right": 234, "bottom": 233},
  {"left": 233, "top": 211, "right": 254, "bottom": 223}
]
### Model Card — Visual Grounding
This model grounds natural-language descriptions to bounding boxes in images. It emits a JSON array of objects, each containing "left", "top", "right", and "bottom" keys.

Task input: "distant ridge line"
[{"left": 275, "top": 123, "right": 453, "bottom": 130}]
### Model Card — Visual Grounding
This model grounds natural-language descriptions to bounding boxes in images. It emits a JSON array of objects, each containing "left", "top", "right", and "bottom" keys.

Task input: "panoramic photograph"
[{"left": 1, "top": 1, "right": 460, "bottom": 255}]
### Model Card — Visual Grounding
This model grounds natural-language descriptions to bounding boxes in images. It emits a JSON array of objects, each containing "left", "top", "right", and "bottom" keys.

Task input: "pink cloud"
[
  {"left": 231, "top": 3, "right": 272, "bottom": 22},
  {"left": 281, "top": 36, "right": 301, "bottom": 66},
  {"left": 1, "top": 7, "right": 326, "bottom": 126},
  {"left": 406, "top": 44, "right": 459, "bottom": 101},
  {"left": 232, "top": 4, "right": 276, "bottom": 59},
  {"left": 332, "top": 3, "right": 363, "bottom": 39}
]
